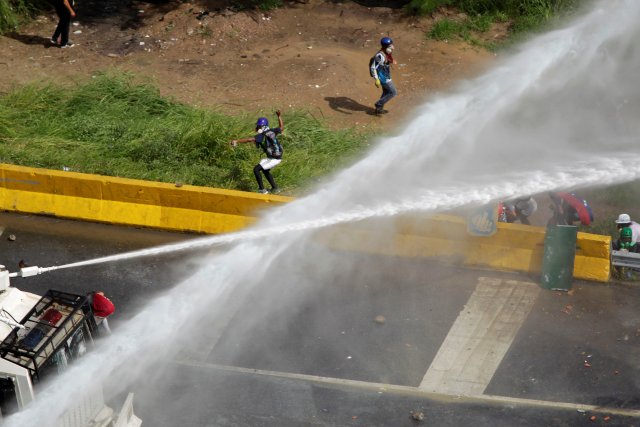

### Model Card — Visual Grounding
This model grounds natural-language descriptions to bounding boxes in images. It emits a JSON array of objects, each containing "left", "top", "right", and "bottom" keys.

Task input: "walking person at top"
[
  {"left": 50, "top": 0, "right": 76, "bottom": 48},
  {"left": 230, "top": 110, "right": 284, "bottom": 194},
  {"left": 370, "top": 37, "right": 398, "bottom": 115}
]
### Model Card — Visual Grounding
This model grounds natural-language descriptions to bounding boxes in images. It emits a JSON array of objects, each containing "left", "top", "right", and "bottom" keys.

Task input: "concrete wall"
[
  {"left": 321, "top": 214, "right": 611, "bottom": 282},
  {"left": 0, "top": 164, "right": 611, "bottom": 281},
  {"left": 0, "top": 164, "right": 291, "bottom": 234}
]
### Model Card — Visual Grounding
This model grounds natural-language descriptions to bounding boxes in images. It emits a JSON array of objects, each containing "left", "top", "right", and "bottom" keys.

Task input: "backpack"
[{"left": 258, "top": 129, "right": 282, "bottom": 159}]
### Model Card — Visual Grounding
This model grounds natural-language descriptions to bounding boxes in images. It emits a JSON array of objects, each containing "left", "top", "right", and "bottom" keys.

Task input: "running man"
[
  {"left": 230, "top": 110, "right": 284, "bottom": 194},
  {"left": 370, "top": 37, "right": 398, "bottom": 115}
]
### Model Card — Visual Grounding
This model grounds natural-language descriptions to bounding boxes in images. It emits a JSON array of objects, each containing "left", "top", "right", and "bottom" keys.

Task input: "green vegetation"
[
  {"left": 583, "top": 183, "right": 640, "bottom": 237},
  {"left": 0, "top": 0, "right": 32, "bottom": 33},
  {"left": 0, "top": 74, "right": 368, "bottom": 193},
  {"left": 409, "top": 0, "right": 583, "bottom": 47},
  {"left": 231, "top": 0, "right": 283, "bottom": 11}
]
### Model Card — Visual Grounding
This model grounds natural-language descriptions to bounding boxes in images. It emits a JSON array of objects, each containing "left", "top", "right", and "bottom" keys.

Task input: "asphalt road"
[{"left": 1, "top": 212, "right": 639, "bottom": 427}]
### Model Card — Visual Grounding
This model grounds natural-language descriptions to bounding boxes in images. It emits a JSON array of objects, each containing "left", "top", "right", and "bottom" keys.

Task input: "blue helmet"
[
  {"left": 381, "top": 37, "right": 393, "bottom": 48},
  {"left": 256, "top": 117, "right": 269, "bottom": 128}
]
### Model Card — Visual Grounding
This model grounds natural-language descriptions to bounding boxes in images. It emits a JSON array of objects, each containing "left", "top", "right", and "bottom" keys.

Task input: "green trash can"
[{"left": 540, "top": 225, "right": 578, "bottom": 291}]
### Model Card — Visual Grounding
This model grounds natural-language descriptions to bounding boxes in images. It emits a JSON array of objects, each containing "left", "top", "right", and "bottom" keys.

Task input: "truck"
[{"left": 0, "top": 264, "right": 141, "bottom": 426}]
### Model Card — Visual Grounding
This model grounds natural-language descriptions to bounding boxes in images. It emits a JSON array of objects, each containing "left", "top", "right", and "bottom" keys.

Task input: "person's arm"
[
  {"left": 230, "top": 137, "right": 255, "bottom": 147},
  {"left": 63, "top": 0, "right": 76, "bottom": 17},
  {"left": 276, "top": 110, "right": 283, "bottom": 132},
  {"left": 371, "top": 52, "right": 381, "bottom": 87}
]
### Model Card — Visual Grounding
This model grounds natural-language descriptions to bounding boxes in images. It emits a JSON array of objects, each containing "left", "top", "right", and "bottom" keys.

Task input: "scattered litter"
[
  {"left": 561, "top": 304, "right": 573, "bottom": 315},
  {"left": 73, "top": 30, "right": 82, "bottom": 34},
  {"left": 346, "top": 355, "right": 352, "bottom": 359},
  {"left": 107, "top": 53, "right": 119, "bottom": 58},
  {"left": 8, "top": 234, "right": 16, "bottom": 242},
  {"left": 577, "top": 409, "right": 586, "bottom": 413},
  {"left": 72, "top": 22, "right": 79, "bottom": 26},
  {"left": 315, "top": 84, "right": 320, "bottom": 88},
  {"left": 410, "top": 410, "right": 425, "bottom": 421},
  {"left": 139, "top": 42, "right": 145, "bottom": 46},
  {"left": 307, "top": 46, "right": 312, "bottom": 49},
  {"left": 62, "top": 166, "right": 70, "bottom": 171},
  {"left": 175, "top": 182, "right": 183, "bottom": 188},
  {"left": 604, "top": 416, "right": 611, "bottom": 421},
  {"left": 374, "top": 315, "right": 385, "bottom": 324},
  {"left": 583, "top": 362, "right": 591, "bottom": 368},
  {"left": 590, "top": 415, "right": 597, "bottom": 421},
  {"left": 614, "top": 369, "right": 619, "bottom": 375},
  {"left": 138, "top": 9, "right": 144, "bottom": 13}
]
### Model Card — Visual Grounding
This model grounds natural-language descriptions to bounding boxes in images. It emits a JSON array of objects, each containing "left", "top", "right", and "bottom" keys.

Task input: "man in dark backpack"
[
  {"left": 370, "top": 37, "right": 398, "bottom": 115},
  {"left": 230, "top": 110, "right": 284, "bottom": 194}
]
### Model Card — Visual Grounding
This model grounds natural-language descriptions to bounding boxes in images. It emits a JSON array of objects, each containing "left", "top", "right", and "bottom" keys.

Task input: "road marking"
[
  {"left": 172, "top": 359, "right": 640, "bottom": 418},
  {"left": 419, "top": 277, "right": 539, "bottom": 395}
]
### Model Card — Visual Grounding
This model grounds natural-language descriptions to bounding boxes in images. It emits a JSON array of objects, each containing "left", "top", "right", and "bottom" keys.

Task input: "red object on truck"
[
  {"left": 41, "top": 308, "right": 62, "bottom": 326},
  {"left": 92, "top": 293, "right": 115, "bottom": 318}
]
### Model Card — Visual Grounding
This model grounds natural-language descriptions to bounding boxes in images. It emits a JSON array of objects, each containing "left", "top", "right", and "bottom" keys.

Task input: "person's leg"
[
  {"left": 253, "top": 164, "right": 265, "bottom": 190},
  {"left": 262, "top": 169, "right": 277, "bottom": 190},
  {"left": 52, "top": 3, "right": 65, "bottom": 42},
  {"left": 259, "top": 158, "right": 281, "bottom": 190},
  {"left": 59, "top": 8, "right": 71, "bottom": 46},
  {"left": 375, "top": 80, "right": 398, "bottom": 111}
]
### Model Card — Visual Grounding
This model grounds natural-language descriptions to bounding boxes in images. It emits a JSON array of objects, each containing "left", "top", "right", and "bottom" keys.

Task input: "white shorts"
[{"left": 260, "top": 158, "right": 282, "bottom": 170}]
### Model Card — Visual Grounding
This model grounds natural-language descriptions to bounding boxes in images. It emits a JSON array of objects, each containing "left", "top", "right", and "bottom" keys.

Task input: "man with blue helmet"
[
  {"left": 370, "top": 36, "right": 398, "bottom": 115},
  {"left": 230, "top": 110, "right": 284, "bottom": 194}
]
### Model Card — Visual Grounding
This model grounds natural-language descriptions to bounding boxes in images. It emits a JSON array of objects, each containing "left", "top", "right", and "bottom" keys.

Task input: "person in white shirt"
[{"left": 615, "top": 213, "right": 640, "bottom": 245}]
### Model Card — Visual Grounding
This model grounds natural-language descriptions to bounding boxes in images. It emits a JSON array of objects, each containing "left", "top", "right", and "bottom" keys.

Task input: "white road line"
[
  {"left": 172, "top": 359, "right": 640, "bottom": 418},
  {"left": 419, "top": 277, "right": 539, "bottom": 395}
]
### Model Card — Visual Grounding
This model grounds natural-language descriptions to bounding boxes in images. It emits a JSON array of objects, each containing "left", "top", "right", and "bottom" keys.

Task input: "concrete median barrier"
[
  {"left": 0, "top": 164, "right": 610, "bottom": 281},
  {"left": 0, "top": 163, "right": 292, "bottom": 234}
]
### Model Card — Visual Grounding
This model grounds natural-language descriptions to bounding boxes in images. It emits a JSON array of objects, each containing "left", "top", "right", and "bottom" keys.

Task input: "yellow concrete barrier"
[
  {"left": 0, "top": 164, "right": 611, "bottom": 281},
  {"left": 322, "top": 213, "right": 611, "bottom": 282},
  {"left": 0, "top": 164, "right": 292, "bottom": 234}
]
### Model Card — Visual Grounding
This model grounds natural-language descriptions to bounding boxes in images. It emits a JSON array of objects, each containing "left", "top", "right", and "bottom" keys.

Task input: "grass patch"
[
  {"left": 0, "top": 0, "right": 33, "bottom": 33},
  {"left": 0, "top": 74, "right": 369, "bottom": 194},
  {"left": 414, "top": 0, "right": 584, "bottom": 48}
]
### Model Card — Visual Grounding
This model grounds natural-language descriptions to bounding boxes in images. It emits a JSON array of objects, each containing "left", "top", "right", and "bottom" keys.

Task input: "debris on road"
[{"left": 410, "top": 410, "right": 425, "bottom": 421}]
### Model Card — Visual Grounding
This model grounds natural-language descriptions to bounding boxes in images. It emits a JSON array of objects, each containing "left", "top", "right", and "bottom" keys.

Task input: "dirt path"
[{"left": 1, "top": 1, "right": 502, "bottom": 130}]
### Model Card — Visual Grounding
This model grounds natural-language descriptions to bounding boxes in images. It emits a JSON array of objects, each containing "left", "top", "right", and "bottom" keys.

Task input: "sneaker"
[
  {"left": 257, "top": 189, "right": 269, "bottom": 194},
  {"left": 271, "top": 187, "right": 281, "bottom": 194},
  {"left": 60, "top": 42, "right": 75, "bottom": 49},
  {"left": 50, "top": 38, "right": 58, "bottom": 45}
]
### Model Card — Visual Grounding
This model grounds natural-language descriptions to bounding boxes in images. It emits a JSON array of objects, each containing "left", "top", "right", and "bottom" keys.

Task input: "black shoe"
[
  {"left": 271, "top": 187, "right": 281, "bottom": 194},
  {"left": 374, "top": 107, "right": 388, "bottom": 115}
]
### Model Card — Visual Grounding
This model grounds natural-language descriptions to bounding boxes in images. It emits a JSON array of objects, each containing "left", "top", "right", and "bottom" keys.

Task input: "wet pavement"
[{"left": 1, "top": 212, "right": 639, "bottom": 426}]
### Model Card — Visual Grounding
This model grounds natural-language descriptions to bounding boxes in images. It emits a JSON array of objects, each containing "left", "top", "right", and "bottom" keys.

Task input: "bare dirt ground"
[{"left": 0, "top": 0, "right": 504, "bottom": 129}]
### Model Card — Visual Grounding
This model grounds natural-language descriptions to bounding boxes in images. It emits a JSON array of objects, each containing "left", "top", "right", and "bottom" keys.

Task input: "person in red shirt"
[{"left": 91, "top": 291, "right": 115, "bottom": 333}]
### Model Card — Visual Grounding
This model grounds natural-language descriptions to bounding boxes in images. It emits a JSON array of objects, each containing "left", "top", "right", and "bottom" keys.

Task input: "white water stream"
[{"left": 8, "top": 1, "right": 640, "bottom": 425}]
